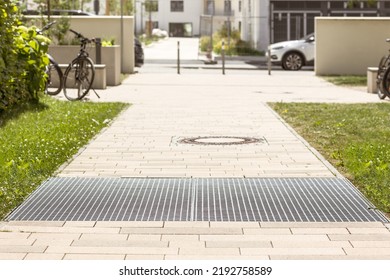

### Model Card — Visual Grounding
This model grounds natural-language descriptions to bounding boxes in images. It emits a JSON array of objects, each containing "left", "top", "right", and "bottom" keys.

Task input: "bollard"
[
  {"left": 95, "top": 38, "right": 102, "bottom": 64},
  {"left": 267, "top": 46, "right": 271, "bottom": 76},
  {"left": 177, "top": 41, "right": 180, "bottom": 75},
  {"left": 222, "top": 41, "right": 225, "bottom": 75}
]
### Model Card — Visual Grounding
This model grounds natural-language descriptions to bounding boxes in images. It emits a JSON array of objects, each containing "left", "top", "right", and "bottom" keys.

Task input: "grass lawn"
[
  {"left": 0, "top": 96, "right": 128, "bottom": 219},
  {"left": 271, "top": 103, "right": 390, "bottom": 215},
  {"left": 324, "top": 75, "right": 367, "bottom": 87}
]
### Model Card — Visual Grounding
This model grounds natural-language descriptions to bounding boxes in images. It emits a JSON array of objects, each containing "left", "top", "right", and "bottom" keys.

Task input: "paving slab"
[{"left": 0, "top": 221, "right": 389, "bottom": 260}]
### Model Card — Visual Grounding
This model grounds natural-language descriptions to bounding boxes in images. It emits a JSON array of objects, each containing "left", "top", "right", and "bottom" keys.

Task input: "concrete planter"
[{"left": 49, "top": 45, "right": 121, "bottom": 86}]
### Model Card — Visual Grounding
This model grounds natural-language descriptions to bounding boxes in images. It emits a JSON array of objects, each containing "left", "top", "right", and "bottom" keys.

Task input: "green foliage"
[
  {"left": 347, "top": 0, "right": 377, "bottom": 8},
  {"left": 212, "top": 25, "right": 240, "bottom": 55},
  {"left": 271, "top": 103, "right": 390, "bottom": 213},
  {"left": 199, "top": 36, "right": 211, "bottom": 52},
  {"left": 0, "top": 96, "right": 128, "bottom": 219},
  {"left": 102, "top": 38, "right": 116, "bottom": 46},
  {"left": 49, "top": 16, "right": 71, "bottom": 45},
  {"left": 0, "top": 1, "right": 20, "bottom": 109},
  {"left": 235, "top": 40, "right": 264, "bottom": 56},
  {"left": 144, "top": 0, "right": 158, "bottom": 12},
  {"left": 201, "top": 25, "right": 262, "bottom": 56},
  {"left": 14, "top": 25, "right": 51, "bottom": 99},
  {"left": 215, "top": 25, "right": 241, "bottom": 41},
  {"left": 0, "top": 1, "right": 50, "bottom": 111},
  {"left": 24, "top": 2, "right": 72, "bottom": 45},
  {"left": 107, "top": 0, "right": 134, "bottom": 15},
  {"left": 138, "top": 34, "right": 160, "bottom": 46}
]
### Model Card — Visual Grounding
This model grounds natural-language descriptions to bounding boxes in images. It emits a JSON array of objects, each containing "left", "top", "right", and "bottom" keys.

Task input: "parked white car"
[{"left": 268, "top": 33, "right": 315, "bottom": 70}]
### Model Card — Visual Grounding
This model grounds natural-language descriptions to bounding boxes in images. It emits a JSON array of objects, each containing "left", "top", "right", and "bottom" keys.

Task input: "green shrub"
[
  {"left": 213, "top": 40, "right": 237, "bottom": 56},
  {"left": 0, "top": 1, "right": 49, "bottom": 111},
  {"left": 0, "top": 1, "right": 21, "bottom": 110},
  {"left": 235, "top": 40, "right": 263, "bottom": 56},
  {"left": 102, "top": 38, "right": 116, "bottom": 46},
  {"left": 199, "top": 36, "right": 211, "bottom": 52},
  {"left": 201, "top": 25, "right": 263, "bottom": 56},
  {"left": 15, "top": 25, "right": 51, "bottom": 99}
]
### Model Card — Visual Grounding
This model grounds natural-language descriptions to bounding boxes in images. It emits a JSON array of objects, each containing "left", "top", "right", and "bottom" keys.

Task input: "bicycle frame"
[
  {"left": 63, "top": 29, "right": 98, "bottom": 100},
  {"left": 377, "top": 40, "right": 390, "bottom": 99}
]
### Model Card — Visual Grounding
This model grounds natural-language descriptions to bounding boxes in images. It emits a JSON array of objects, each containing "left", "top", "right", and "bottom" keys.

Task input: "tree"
[
  {"left": 144, "top": 0, "right": 157, "bottom": 37},
  {"left": 105, "top": 0, "right": 133, "bottom": 15}
]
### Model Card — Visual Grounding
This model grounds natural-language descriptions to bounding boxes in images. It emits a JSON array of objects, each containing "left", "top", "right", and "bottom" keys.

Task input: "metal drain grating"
[
  {"left": 6, "top": 177, "right": 388, "bottom": 222},
  {"left": 8, "top": 178, "right": 192, "bottom": 221}
]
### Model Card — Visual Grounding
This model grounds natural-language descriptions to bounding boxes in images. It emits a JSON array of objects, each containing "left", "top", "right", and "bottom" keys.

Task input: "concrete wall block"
[{"left": 315, "top": 17, "right": 390, "bottom": 76}]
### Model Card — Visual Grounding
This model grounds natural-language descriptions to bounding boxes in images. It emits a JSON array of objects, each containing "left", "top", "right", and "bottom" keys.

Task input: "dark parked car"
[{"left": 134, "top": 38, "right": 144, "bottom": 67}]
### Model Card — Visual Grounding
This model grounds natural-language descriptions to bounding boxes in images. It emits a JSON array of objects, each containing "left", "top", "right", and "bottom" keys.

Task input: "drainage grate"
[{"left": 6, "top": 177, "right": 388, "bottom": 222}]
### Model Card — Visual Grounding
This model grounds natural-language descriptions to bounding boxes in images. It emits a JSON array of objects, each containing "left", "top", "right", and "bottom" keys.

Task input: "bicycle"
[
  {"left": 63, "top": 29, "right": 100, "bottom": 101},
  {"left": 377, "top": 39, "right": 390, "bottom": 100},
  {"left": 37, "top": 21, "right": 63, "bottom": 96}
]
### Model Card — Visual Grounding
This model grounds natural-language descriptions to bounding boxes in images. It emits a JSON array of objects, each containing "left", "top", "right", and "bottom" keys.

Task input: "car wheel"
[{"left": 282, "top": 52, "right": 303, "bottom": 70}]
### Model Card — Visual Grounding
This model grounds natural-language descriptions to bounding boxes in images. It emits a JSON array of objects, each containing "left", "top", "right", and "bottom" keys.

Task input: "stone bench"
[
  {"left": 367, "top": 67, "right": 378, "bottom": 93},
  {"left": 49, "top": 64, "right": 106, "bottom": 90}
]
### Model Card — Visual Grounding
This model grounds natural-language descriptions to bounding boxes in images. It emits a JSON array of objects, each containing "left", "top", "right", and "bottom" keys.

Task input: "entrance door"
[{"left": 272, "top": 12, "right": 320, "bottom": 43}]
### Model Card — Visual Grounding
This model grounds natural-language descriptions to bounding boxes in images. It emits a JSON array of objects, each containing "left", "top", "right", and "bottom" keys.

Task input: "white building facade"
[
  {"left": 135, "top": 0, "right": 268, "bottom": 51},
  {"left": 135, "top": 0, "right": 203, "bottom": 37},
  {"left": 233, "top": 0, "right": 269, "bottom": 51}
]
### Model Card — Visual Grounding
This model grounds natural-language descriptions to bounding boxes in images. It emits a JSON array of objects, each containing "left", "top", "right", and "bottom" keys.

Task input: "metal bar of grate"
[{"left": 5, "top": 177, "right": 389, "bottom": 222}]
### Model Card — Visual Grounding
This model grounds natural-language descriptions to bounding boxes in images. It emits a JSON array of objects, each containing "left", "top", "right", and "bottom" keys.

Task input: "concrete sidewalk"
[
  {"left": 1, "top": 66, "right": 390, "bottom": 260},
  {"left": 59, "top": 73, "right": 339, "bottom": 178}
]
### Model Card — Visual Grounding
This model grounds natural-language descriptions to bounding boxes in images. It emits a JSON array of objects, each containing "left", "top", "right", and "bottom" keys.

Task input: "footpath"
[{"left": 0, "top": 38, "right": 389, "bottom": 260}]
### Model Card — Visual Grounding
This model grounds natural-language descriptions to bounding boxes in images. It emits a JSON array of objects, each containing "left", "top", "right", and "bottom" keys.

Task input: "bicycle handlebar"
[
  {"left": 69, "top": 29, "right": 95, "bottom": 43},
  {"left": 69, "top": 29, "right": 82, "bottom": 38},
  {"left": 37, "top": 21, "right": 56, "bottom": 34}
]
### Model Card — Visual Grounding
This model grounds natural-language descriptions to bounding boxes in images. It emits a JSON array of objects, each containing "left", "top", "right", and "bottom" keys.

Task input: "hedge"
[{"left": 0, "top": 1, "right": 49, "bottom": 111}]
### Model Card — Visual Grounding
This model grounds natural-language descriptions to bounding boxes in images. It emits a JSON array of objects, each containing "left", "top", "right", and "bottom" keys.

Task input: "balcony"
[{"left": 203, "top": 9, "right": 235, "bottom": 17}]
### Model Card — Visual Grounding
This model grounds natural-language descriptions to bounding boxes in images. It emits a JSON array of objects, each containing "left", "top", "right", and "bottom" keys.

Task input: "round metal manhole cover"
[{"left": 179, "top": 136, "right": 263, "bottom": 145}]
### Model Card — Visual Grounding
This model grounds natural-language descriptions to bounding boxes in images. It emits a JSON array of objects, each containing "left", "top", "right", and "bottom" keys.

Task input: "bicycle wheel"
[
  {"left": 377, "top": 56, "right": 388, "bottom": 99},
  {"left": 45, "top": 58, "right": 63, "bottom": 95},
  {"left": 63, "top": 57, "right": 95, "bottom": 101},
  {"left": 381, "top": 65, "right": 390, "bottom": 99}
]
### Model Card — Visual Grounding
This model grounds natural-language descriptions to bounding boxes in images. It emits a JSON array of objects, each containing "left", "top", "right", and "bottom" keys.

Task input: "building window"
[
  {"left": 206, "top": 0, "right": 215, "bottom": 15},
  {"left": 224, "top": 0, "right": 232, "bottom": 13},
  {"left": 239, "top": 1, "right": 242, "bottom": 13},
  {"left": 306, "top": 1, "right": 322, "bottom": 10},
  {"left": 171, "top": 1, "right": 184, "bottom": 12},
  {"left": 330, "top": 1, "right": 345, "bottom": 9},
  {"left": 169, "top": 23, "right": 192, "bottom": 37}
]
